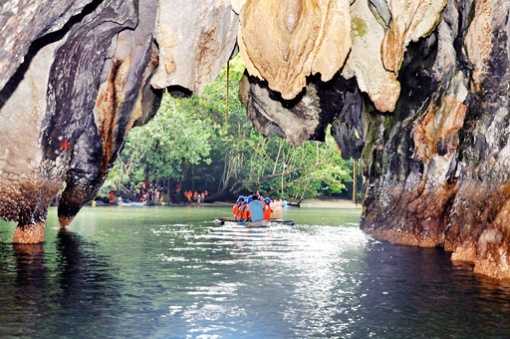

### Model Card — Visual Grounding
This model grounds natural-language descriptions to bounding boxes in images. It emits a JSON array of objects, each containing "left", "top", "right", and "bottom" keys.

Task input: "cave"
[{"left": 1, "top": 0, "right": 510, "bottom": 281}]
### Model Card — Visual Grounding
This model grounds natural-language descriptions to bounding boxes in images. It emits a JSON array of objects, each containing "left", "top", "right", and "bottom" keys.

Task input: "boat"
[
  {"left": 118, "top": 200, "right": 146, "bottom": 207},
  {"left": 214, "top": 218, "right": 295, "bottom": 228}
]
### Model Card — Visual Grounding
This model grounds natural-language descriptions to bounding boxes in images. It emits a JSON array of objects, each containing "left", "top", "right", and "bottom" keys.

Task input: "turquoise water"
[{"left": 1, "top": 207, "right": 510, "bottom": 338}]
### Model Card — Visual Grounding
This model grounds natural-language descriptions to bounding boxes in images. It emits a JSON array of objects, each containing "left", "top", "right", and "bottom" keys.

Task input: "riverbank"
[
  {"left": 166, "top": 198, "right": 360, "bottom": 209},
  {"left": 93, "top": 198, "right": 362, "bottom": 209},
  {"left": 300, "top": 198, "right": 360, "bottom": 209},
  {"left": 201, "top": 198, "right": 360, "bottom": 209}
]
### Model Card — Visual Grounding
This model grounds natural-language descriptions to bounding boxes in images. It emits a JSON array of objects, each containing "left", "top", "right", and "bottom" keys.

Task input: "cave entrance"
[{"left": 99, "top": 56, "right": 363, "bottom": 208}]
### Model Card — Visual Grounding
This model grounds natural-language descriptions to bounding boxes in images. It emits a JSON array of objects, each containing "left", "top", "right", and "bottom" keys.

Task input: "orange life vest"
[
  {"left": 263, "top": 205, "right": 272, "bottom": 220},
  {"left": 232, "top": 205, "right": 239, "bottom": 219},
  {"left": 242, "top": 208, "right": 250, "bottom": 221}
]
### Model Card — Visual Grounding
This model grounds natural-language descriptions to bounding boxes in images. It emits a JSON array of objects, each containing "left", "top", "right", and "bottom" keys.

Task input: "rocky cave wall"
[{"left": 1, "top": 0, "right": 510, "bottom": 280}]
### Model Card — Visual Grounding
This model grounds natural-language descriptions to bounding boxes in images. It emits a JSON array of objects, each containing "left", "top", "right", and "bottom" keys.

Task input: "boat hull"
[{"left": 214, "top": 218, "right": 295, "bottom": 227}]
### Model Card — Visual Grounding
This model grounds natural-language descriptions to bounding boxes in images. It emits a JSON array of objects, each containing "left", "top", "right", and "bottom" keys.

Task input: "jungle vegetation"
[{"left": 102, "top": 57, "right": 354, "bottom": 202}]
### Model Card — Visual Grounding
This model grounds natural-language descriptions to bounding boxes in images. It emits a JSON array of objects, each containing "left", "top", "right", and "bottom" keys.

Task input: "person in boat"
[
  {"left": 241, "top": 198, "right": 250, "bottom": 221},
  {"left": 263, "top": 197, "right": 272, "bottom": 221},
  {"left": 232, "top": 196, "right": 244, "bottom": 221},
  {"left": 271, "top": 199, "right": 284, "bottom": 219},
  {"left": 247, "top": 195, "right": 264, "bottom": 222},
  {"left": 234, "top": 196, "right": 249, "bottom": 222}
]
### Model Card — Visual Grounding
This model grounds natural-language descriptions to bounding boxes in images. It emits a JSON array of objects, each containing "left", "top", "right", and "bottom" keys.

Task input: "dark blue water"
[{"left": 1, "top": 207, "right": 510, "bottom": 338}]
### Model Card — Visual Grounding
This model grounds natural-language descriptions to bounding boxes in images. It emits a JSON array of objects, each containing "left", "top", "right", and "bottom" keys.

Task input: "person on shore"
[
  {"left": 184, "top": 190, "right": 193, "bottom": 203},
  {"left": 108, "top": 191, "right": 117, "bottom": 205}
]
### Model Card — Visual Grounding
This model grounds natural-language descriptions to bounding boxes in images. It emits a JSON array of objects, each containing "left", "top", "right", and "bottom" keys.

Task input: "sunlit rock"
[
  {"left": 412, "top": 72, "right": 468, "bottom": 163},
  {"left": 368, "top": 0, "right": 392, "bottom": 27},
  {"left": 0, "top": 34, "right": 65, "bottom": 243},
  {"left": 238, "top": 0, "right": 351, "bottom": 100},
  {"left": 231, "top": 0, "right": 246, "bottom": 14},
  {"left": 150, "top": 0, "right": 239, "bottom": 93},
  {"left": 382, "top": 0, "right": 447, "bottom": 73},
  {"left": 465, "top": 0, "right": 493, "bottom": 90},
  {"left": 342, "top": 0, "right": 400, "bottom": 112}
]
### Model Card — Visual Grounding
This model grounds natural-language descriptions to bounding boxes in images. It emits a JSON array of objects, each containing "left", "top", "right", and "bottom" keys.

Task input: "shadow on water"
[
  {"left": 354, "top": 241, "right": 510, "bottom": 339},
  {"left": 0, "top": 229, "right": 122, "bottom": 338}
]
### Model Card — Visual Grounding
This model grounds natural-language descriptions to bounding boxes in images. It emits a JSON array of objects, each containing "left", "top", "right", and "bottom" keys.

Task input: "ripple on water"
[{"left": 6, "top": 209, "right": 510, "bottom": 338}]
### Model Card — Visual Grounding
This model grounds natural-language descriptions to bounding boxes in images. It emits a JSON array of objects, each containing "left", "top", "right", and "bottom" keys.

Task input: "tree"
[
  {"left": 101, "top": 94, "right": 213, "bottom": 196},
  {"left": 102, "top": 56, "right": 352, "bottom": 202}
]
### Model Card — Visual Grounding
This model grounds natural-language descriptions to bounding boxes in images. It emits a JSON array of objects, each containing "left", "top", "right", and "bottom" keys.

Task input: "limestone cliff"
[
  {"left": 1, "top": 0, "right": 510, "bottom": 281},
  {"left": 240, "top": 0, "right": 510, "bottom": 281},
  {"left": 0, "top": 0, "right": 238, "bottom": 243}
]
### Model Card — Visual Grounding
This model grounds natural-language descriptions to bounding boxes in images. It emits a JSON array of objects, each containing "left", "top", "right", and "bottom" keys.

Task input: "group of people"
[
  {"left": 232, "top": 193, "right": 273, "bottom": 222},
  {"left": 183, "top": 190, "right": 208, "bottom": 204},
  {"left": 106, "top": 182, "right": 162, "bottom": 206}
]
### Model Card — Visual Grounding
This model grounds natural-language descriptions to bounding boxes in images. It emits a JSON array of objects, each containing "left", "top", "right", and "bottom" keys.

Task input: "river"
[{"left": 1, "top": 207, "right": 510, "bottom": 338}]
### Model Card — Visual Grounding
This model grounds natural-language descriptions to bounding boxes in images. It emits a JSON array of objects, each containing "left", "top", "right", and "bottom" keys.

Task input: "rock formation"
[
  {"left": 238, "top": 0, "right": 351, "bottom": 100},
  {"left": 2, "top": 0, "right": 510, "bottom": 281},
  {"left": 150, "top": 0, "right": 239, "bottom": 93},
  {"left": 240, "top": 0, "right": 510, "bottom": 281},
  {"left": 0, "top": 0, "right": 237, "bottom": 243}
]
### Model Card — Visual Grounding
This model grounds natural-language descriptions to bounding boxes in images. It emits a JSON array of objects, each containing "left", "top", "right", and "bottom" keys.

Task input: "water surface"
[{"left": 1, "top": 207, "right": 510, "bottom": 338}]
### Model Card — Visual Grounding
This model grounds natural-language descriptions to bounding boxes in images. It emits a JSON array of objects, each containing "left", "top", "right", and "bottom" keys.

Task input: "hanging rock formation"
[
  {"left": 150, "top": 0, "right": 239, "bottom": 93},
  {"left": 238, "top": 0, "right": 351, "bottom": 100},
  {"left": 342, "top": 0, "right": 400, "bottom": 112},
  {"left": 239, "top": 0, "right": 510, "bottom": 281},
  {"left": 381, "top": 0, "right": 447, "bottom": 73},
  {"left": 2, "top": 0, "right": 510, "bottom": 281}
]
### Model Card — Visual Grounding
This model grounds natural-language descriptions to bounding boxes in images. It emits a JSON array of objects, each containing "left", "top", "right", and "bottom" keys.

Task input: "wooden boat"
[
  {"left": 118, "top": 201, "right": 146, "bottom": 207},
  {"left": 214, "top": 218, "right": 295, "bottom": 228}
]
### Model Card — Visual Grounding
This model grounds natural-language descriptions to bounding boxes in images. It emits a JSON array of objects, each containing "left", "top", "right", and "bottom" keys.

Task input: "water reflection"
[
  {"left": 358, "top": 242, "right": 510, "bottom": 338},
  {"left": 272, "top": 226, "right": 369, "bottom": 338},
  {"left": 0, "top": 229, "right": 122, "bottom": 338},
  {"left": 13, "top": 243, "right": 46, "bottom": 286},
  {"left": 9, "top": 244, "right": 48, "bottom": 338}
]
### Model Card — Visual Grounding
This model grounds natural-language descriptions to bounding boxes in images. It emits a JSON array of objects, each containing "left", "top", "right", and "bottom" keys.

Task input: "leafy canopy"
[{"left": 102, "top": 56, "right": 352, "bottom": 201}]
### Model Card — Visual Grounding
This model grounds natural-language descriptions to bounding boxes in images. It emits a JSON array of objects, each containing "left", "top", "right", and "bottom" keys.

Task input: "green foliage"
[
  {"left": 103, "top": 56, "right": 352, "bottom": 201},
  {"left": 102, "top": 95, "right": 213, "bottom": 194}
]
